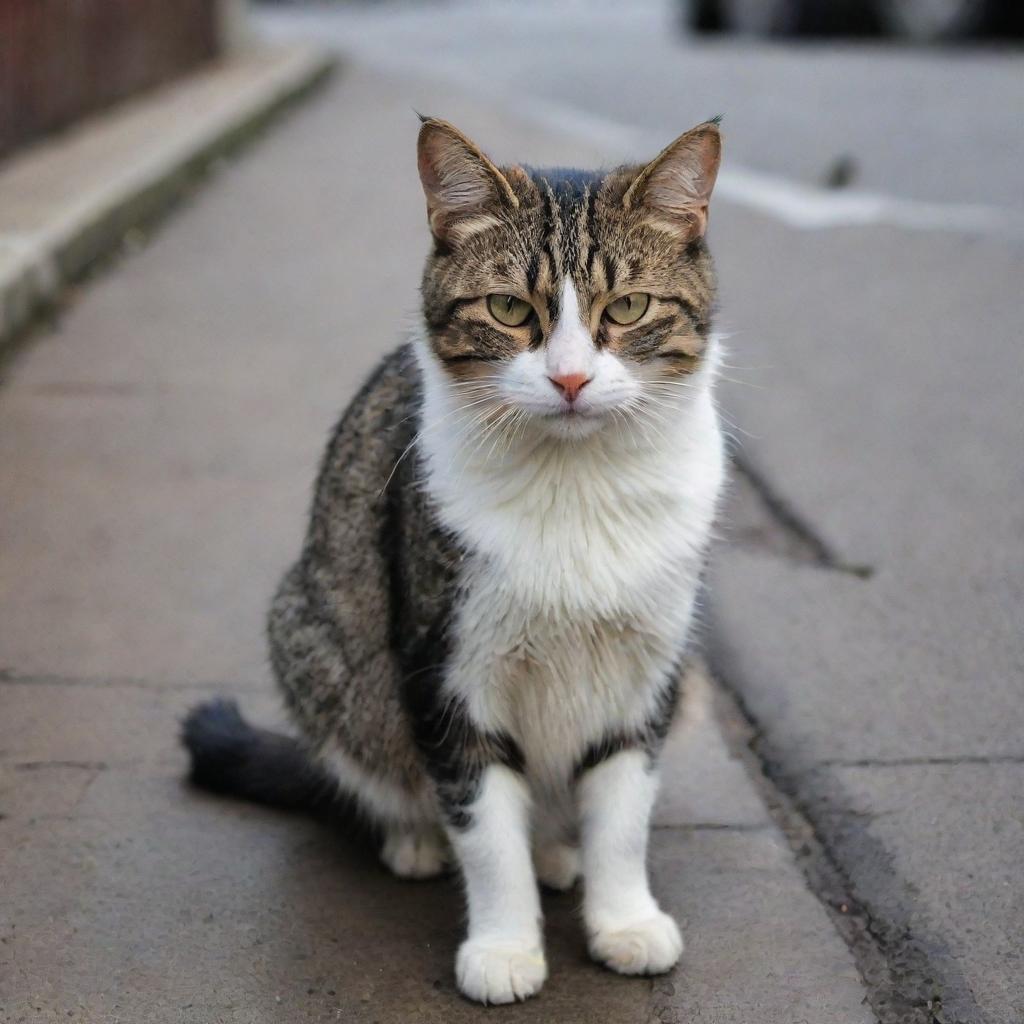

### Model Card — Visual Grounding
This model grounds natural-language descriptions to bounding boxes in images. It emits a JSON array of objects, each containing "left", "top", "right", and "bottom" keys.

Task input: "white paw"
[
  {"left": 534, "top": 841, "right": 582, "bottom": 891},
  {"left": 380, "top": 828, "right": 447, "bottom": 880},
  {"left": 456, "top": 937, "right": 547, "bottom": 1004},
  {"left": 588, "top": 910, "right": 684, "bottom": 975}
]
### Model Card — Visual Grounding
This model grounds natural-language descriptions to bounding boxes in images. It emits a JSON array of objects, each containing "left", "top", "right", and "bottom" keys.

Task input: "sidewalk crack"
[
  {"left": 0, "top": 668, "right": 255, "bottom": 692},
  {"left": 651, "top": 821, "right": 771, "bottom": 833},
  {"left": 11, "top": 760, "right": 109, "bottom": 772},
  {"left": 818, "top": 754, "right": 1024, "bottom": 768},
  {"left": 704, "top": 662, "right": 982, "bottom": 1024},
  {"left": 731, "top": 453, "right": 873, "bottom": 578}
]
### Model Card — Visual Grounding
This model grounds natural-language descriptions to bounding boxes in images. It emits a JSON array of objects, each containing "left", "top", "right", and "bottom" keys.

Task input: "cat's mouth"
[
  {"left": 542, "top": 405, "right": 598, "bottom": 420},
  {"left": 536, "top": 403, "right": 609, "bottom": 438},
  {"left": 543, "top": 394, "right": 609, "bottom": 417}
]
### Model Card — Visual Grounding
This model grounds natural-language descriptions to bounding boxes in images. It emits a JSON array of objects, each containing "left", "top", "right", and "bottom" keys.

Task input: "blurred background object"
[
  {"left": 684, "top": 0, "right": 1024, "bottom": 39},
  {"left": 2, "top": 0, "right": 209, "bottom": 159},
  {"left": 0, "top": 0, "right": 255, "bottom": 161}
]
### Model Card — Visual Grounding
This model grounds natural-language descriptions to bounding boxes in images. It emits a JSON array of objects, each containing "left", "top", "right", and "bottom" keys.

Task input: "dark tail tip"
[
  {"left": 182, "top": 698, "right": 334, "bottom": 814},
  {"left": 182, "top": 697, "right": 255, "bottom": 791}
]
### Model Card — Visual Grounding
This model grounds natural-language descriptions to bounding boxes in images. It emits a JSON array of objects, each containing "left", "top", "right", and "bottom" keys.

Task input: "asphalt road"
[{"left": 257, "top": 4, "right": 1024, "bottom": 1023}]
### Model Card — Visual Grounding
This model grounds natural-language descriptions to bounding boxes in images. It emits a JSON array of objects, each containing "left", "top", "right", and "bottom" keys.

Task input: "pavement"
[
  {"left": 0, "top": 53, "right": 873, "bottom": 1024},
  {"left": 2, "top": 3, "right": 1022, "bottom": 1023}
]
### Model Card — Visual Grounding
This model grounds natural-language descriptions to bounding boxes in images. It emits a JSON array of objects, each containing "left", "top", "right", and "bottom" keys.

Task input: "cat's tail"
[{"left": 182, "top": 698, "right": 336, "bottom": 815}]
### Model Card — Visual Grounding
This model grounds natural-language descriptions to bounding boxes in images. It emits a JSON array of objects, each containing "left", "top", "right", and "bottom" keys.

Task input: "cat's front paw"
[
  {"left": 588, "top": 910, "right": 683, "bottom": 976},
  {"left": 456, "top": 937, "right": 547, "bottom": 1004}
]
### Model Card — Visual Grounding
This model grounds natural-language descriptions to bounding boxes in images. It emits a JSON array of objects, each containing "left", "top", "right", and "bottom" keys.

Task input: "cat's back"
[
  {"left": 302, "top": 342, "right": 421, "bottom": 606},
  {"left": 268, "top": 344, "right": 429, "bottom": 790}
]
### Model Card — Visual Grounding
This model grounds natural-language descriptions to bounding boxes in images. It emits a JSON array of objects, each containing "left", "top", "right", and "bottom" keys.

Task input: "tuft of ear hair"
[
  {"left": 416, "top": 118, "right": 519, "bottom": 243},
  {"left": 623, "top": 121, "right": 722, "bottom": 240}
]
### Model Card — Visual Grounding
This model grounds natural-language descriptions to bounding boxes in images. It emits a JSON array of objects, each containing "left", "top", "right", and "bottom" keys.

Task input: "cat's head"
[{"left": 417, "top": 117, "right": 721, "bottom": 440}]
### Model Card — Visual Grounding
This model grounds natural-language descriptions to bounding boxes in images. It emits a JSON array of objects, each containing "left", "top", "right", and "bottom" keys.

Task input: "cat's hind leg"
[
  {"left": 380, "top": 824, "right": 449, "bottom": 880},
  {"left": 532, "top": 794, "right": 581, "bottom": 891},
  {"left": 533, "top": 840, "right": 581, "bottom": 892},
  {"left": 319, "top": 746, "right": 446, "bottom": 880}
]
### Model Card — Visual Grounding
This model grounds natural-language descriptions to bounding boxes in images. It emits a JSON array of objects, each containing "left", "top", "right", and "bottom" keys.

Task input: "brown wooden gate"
[{"left": 0, "top": 0, "right": 220, "bottom": 159}]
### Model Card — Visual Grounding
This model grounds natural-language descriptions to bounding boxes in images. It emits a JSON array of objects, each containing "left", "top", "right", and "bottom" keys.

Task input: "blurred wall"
[{"left": 0, "top": 0, "right": 233, "bottom": 160}]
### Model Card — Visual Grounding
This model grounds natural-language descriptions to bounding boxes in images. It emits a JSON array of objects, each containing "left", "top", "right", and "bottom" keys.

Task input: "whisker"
[
  {"left": 716, "top": 375, "right": 764, "bottom": 391},
  {"left": 444, "top": 404, "right": 509, "bottom": 477},
  {"left": 483, "top": 407, "right": 521, "bottom": 465},
  {"left": 718, "top": 360, "right": 773, "bottom": 373},
  {"left": 380, "top": 394, "right": 502, "bottom": 495},
  {"left": 451, "top": 408, "right": 510, "bottom": 488},
  {"left": 498, "top": 408, "right": 529, "bottom": 459}
]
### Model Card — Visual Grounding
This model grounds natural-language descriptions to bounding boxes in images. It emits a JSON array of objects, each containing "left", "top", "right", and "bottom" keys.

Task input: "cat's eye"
[
  {"left": 487, "top": 294, "right": 533, "bottom": 327},
  {"left": 604, "top": 293, "right": 650, "bottom": 326}
]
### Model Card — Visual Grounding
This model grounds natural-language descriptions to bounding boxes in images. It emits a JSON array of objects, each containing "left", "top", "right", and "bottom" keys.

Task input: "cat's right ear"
[
  {"left": 623, "top": 121, "right": 721, "bottom": 240},
  {"left": 417, "top": 118, "right": 519, "bottom": 244}
]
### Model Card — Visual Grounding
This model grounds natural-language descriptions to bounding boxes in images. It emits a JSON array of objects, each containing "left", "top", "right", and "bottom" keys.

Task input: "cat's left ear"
[
  {"left": 417, "top": 117, "right": 521, "bottom": 243},
  {"left": 623, "top": 121, "right": 721, "bottom": 239}
]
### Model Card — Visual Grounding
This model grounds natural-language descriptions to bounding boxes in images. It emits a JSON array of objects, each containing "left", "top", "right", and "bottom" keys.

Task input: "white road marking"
[
  {"left": 258, "top": 8, "right": 1024, "bottom": 243},
  {"left": 451, "top": 83, "right": 1024, "bottom": 242}
]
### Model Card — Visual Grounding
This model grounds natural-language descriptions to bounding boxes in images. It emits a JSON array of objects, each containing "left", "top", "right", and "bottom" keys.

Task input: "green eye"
[
  {"left": 604, "top": 292, "right": 650, "bottom": 326},
  {"left": 487, "top": 294, "right": 533, "bottom": 327}
]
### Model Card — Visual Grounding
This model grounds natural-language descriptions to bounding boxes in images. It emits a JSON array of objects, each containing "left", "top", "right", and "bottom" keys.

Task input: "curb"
[{"left": 0, "top": 44, "right": 336, "bottom": 352}]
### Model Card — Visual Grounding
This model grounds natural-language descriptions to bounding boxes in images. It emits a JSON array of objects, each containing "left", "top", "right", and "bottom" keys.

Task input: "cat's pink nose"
[{"left": 549, "top": 372, "right": 590, "bottom": 403}]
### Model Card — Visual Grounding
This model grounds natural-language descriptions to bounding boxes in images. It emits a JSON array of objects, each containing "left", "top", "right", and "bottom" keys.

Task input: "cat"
[{"left": 184, "top": 115, "right": 725, "bottom": 1005}]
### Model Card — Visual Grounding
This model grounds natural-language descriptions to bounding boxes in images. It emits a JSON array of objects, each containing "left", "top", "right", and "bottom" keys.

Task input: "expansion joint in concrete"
[{"left": 705, "top": 666, "right": 975, "bottom": 1024}]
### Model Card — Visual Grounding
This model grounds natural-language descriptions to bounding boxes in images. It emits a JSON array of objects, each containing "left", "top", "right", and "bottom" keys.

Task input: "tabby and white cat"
[{"left": 185, "top": 116, "right": 725, "bottom": 1005}]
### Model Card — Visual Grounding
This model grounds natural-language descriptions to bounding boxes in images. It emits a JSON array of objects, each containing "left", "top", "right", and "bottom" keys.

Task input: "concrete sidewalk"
[{"left": 0, "top": 63, "right": 873, "bottom": 1022}]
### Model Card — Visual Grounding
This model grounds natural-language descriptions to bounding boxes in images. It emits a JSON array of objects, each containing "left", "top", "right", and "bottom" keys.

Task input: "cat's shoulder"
[
  {"left": 307, "top": 346, "right": 428, "bottom": 528},
  {"left": 315, "top": 343, "right": 421, "bottom": 477},
  {"left": 333, "top": 343, "right": 420, "bottom": 438}
]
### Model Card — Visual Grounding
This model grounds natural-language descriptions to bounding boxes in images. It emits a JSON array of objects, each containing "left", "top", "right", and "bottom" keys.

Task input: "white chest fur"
[{"left": 415, "top": 342, "right": 725, "bottom": 781}]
